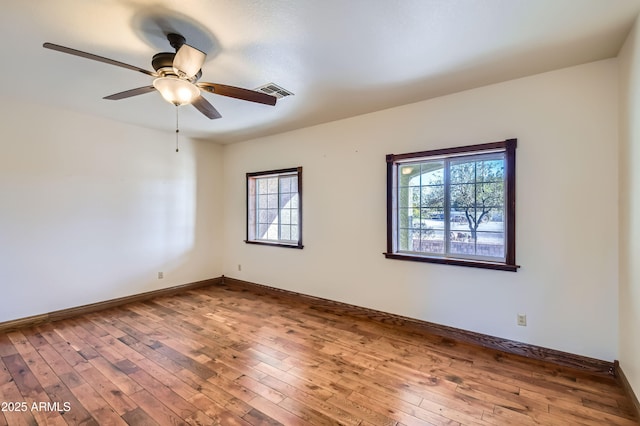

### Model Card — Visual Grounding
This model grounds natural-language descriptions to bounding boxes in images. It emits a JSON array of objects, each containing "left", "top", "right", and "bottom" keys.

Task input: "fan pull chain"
[{"left": 175, "top": 105, "right": 180, "bottom": 152}]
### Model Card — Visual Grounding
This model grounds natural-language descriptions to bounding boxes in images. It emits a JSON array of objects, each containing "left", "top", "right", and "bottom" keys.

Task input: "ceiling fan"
[{"left": 43, "top": 33, "right": 277, "bottom": 120}]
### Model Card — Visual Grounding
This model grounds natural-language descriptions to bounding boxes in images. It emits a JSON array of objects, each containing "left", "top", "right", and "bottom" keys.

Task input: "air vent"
[{"left": 255, "top": 83, "right": 294, "bottom": 99}]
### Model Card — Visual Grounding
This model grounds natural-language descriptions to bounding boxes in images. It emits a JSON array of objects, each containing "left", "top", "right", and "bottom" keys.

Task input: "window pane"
[
  {"left": 267, "top": 178, "right": 278, "bottom": 193},
  {"left": 417, "top": 229, "right": 444, "bottom": 254},
  {"left": 399, "top": 160, "right": 445, "bottom": 255},
  {"left": 257, "top": 223, "right": 269, "bottom": 239},
  {"left": 280, "top": 193, "right": 294, "bottom": 208},
  {"left": 450, "top": 231, "right": 474, "bottom": 255},
  {"left": 398, "top": 164, "right": 417, "bottom": 186},
  {"left": 421, "top": 209, "right": 445, "bottom": 232},
  {"left": 281, "top": 209, "right": 291, "bottom": 224},
  {"left": 485, "top": 207, "right": 504, "bottom": 224},
  {"left": 258, "top": 195, "right": 268, "bottom": 209},
  {"left": 400, "top": 230, "right": 419, "bottom": 252},
  {"left": 291, "top": 225, "right": 299, "bottom": 240},
  {"left": 476, "top": 181, "right": 504, "bottom": 208},
  {"left": 450, "top": 209, "right": 468, "bottom": 226},
  {"left": 257, "top": 179, "right": 268, "bottom": 194},
  {"left": 478, "top": 158, "right": 504, "bottom": 182},
  {"left": 476, "top": 205, "right": 505, "bottom": 259},
  {"left": 450, "top": 183, "right": 475, "bottom": 209},
  {"left": 398, "top": 186, "right": 421, "bottom": 210},
  {"left": 291, "top": 176, "right": 298, "bottom": 192},
  {"left": 281, "top": 225, "right": 291, "bottom": 240},
  {"left": 398, "top": 207, "right": 414, "bottom": 231},
  {"left": 279, "top": 177, "right": 291, "bottom": 193},
  {"left": 450, "top": 162, "right": 471, "bottom": 184},
  {"left": 420, "top": 162, "right": 444, "bottom": 185},
  {"left": 291, "top": 210, "right": 299, "bottom": 225},
  {"left": 476, "top": 231, "right": 505, "bottom": 258},
  {"left": 266, "top": 226, "right": 278, "bottom": 240},
  {"left": 268, "top": 194, "right": 278, "bottom": 208},
  {"left": 421, "top": 185, "right": 444, "bottom": 208},
  {"left": 262, "top": 209, "right": 278, "bottom": 225},
  {"left": 289, "top": 194, "right": 299, "bottom": 208},
  {"left": 398, "top": 228, "right": 410, "bottom": 252},
  {"left": 449, "top": 168, "right": 505, "bottom": 259}
]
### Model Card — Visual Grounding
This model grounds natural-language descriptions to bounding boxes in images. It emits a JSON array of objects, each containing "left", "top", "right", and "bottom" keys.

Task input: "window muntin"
[
  {"left": 386, "top": 140, "right": 517, "bottom": 271},
  {"left": 246, "top": 167, "right": 303, "bottom": 248},
  {"left": 398, "top": 161, "right": 445, "bottom": 254},
  {"left": 398, "top": 153, "right": 505, "bottom": 261}
]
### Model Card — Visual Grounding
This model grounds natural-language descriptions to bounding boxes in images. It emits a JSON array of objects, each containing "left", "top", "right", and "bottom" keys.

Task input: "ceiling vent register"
[{"left": 256, "top": 83, "right": 294, "bottom": 99}]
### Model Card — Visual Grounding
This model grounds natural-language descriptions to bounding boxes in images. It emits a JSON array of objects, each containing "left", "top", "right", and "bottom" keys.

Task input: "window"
[
  {"left": 385, "top": 139, "right": 518, "bottom": 271},
  {"left": 246, "top": 167, "right": 303, "bottom": 248}
]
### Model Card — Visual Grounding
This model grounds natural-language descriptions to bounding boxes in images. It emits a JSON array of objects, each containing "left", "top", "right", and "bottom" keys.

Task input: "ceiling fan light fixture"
[
  {"left": 43, "top": 34, "right": 277, "bottom": 122},
  {"left": 152, "top": 77, "right": 200, "bottom": 106}
]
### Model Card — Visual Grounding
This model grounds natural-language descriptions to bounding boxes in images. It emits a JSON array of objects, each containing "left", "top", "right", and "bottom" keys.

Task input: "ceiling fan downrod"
[
  {"left": 167, "top": 33, "right": 186, "bottom": 52},
  {"left": 175, "top": 105, "right": 180, "bottom": 153}
]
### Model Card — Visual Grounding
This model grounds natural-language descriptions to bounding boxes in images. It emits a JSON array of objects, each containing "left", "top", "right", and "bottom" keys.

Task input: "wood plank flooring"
[{"left": 0, "top": 281, "right": 638, "bottom": 425}]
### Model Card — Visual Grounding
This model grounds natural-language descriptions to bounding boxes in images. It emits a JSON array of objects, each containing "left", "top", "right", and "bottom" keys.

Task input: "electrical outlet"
[
  {"left": 158, "top": 272, "right": 164, "bottom": 279},
  {"left": 238, "top": 264, "right": 242, "bottom": 271},
  {"left": 517, "top": 313, "right": 527, "bottom": 326}
]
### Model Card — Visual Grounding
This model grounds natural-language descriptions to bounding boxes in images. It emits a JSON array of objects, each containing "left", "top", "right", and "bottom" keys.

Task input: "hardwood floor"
[{"left": 0, "top": 281, "right": 638, "bottom": 425}]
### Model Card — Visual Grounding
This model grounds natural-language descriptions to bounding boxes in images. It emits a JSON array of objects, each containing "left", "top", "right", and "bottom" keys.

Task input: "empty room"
[{"left": 1, "top": 1, "right": 640, "bottom": 425}]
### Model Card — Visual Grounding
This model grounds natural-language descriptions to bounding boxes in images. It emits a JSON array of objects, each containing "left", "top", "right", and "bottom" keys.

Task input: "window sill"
[
  {"left": 383, "top": 252, "right": 519, "bottom": 272},
  {"left": 245, "top": 240, "right": 304, "bottom": 249}
]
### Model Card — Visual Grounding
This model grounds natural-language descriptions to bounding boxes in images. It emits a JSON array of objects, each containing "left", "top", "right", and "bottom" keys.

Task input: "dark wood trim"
[
  {"left": 615, "top": 360, "right": 640, "bottom": 420},
  {"left": 386, "top": 156, "right": 394, "bottom": 254},
  {"left": 0, "top": 277, "right": 222, "bottom": 333},
  {"left": 383, "top": 251, "right": 519, "bottom": 271},
  {"left": 2, "top": 273, "right": 619, "bottom": 382},
  {"left": 1, "top": 273, "right": 616, "bottom": 379},
  {"left": 3, "top": 277, "right": 630, "bottom": 425},
  {"left": 297, "top": 166, "right": 303, "bottom": 246},
  {"left": 385, "top": 138, "right": 519, "bottom": 271},
  {"left": 246, "top": 169, "right": 251, "bottom": 245},
  {"left": 246, "top": 166, "right": 303, "bottom": 248},
  {"left": 0, "top": 313, "right": 49, "bottom": 333},
  {"left": 220, "top": 276, "right": 614, "bottom": 377},
  {"left": 504, "top": 138, "right": 517, "bottom": 266},
  {"left": 387, "top": 140, "right": 511, "bottom": 162},
  {"left": 244, "top": 240, "right": 304, "bottom": 249},
  {"left": 246, "top": 167, "right": 300, "bottom": 178}
]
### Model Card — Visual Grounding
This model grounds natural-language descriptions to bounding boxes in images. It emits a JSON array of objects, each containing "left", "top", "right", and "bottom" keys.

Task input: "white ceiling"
[{"left": 2, "top": 0, "right": 640, "bottom": 144}]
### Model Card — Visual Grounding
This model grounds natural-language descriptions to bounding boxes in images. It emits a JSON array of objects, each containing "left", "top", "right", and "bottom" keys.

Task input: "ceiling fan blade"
[
  {"left": 103, "top": 86, "right": 156, "bottom": 100},
  {"left": 192, "top": 95, "right": 222, "bottom": 119},
  {"left": 173, "top": 44, "right": 206, "bottom": 79},
  {"left": 43, "top": 42, "right": 156, "bottom": 77},
  {"left": 197, "top": 82, "right": 277, "bottom": 106}
]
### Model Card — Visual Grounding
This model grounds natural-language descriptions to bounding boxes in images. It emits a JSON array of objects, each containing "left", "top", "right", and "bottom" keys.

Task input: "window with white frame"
[
  {"left": 246, "top": 167, "right": 303, "bottom": 248},
  {"left": 385, "top": 139, "right": 518, "bottom": 271}
]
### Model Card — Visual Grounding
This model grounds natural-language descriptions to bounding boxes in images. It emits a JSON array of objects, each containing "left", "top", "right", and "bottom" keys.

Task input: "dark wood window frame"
[
  {"left": 246, "top": 167, "right": 303, "bottom": 249},
  {"left": 384, "top": 139, "right": 519, "bottom": 272}
]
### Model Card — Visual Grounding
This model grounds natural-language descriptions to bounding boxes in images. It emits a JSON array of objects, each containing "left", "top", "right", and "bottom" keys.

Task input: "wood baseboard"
[
  {"left": 1, "top": 275, "right": 618, "bottom": 380},
  {"left": 0, "top": 277, "right": 223, "bottom": 333},
  {"left": 220, "top": 276, "right": 615, "bottom": 377},
  {"left": 615, "top": 361, "right": 640, "bottom": 420}
]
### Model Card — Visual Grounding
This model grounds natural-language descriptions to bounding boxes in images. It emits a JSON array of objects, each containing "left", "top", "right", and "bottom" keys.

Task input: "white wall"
[
  {"left": 0, "top": 99, "right": 224, "bottom": 322},
  {"left": 618, "top": 15, "right": 640, "bottom": 399},
  {"left": 0, "top": 57, "right": 622, "bottom": 366},
  {"left": 223, "top": 59, "right": 619, "bottom": 361}
]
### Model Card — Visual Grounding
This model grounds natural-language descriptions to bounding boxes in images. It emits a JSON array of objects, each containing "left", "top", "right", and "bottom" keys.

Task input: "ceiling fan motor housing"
[
  {"left": 152, "top": 52, "right": 202, "bottom": 82},
  {"left": 152, "top": 52, "right": 175, "bottom": 73}
]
